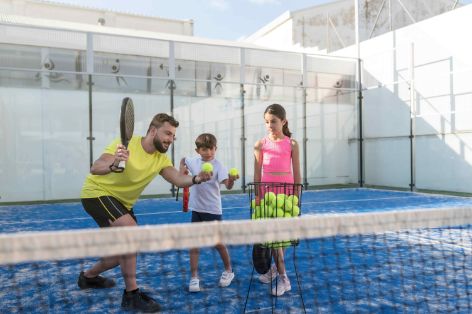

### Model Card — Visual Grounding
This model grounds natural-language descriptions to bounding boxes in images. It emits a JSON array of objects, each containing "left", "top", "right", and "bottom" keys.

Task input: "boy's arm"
[{"left": 222, "top": 172, "right": 239, "bottom": 190}]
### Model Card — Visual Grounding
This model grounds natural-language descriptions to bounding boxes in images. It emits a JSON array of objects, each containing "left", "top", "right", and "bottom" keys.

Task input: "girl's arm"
[
  {"left": 253, "top": 140, "right": 263, "bottom": 183},
  {"left": 291, "top": 139, "right": 301, "bottom": 185}
]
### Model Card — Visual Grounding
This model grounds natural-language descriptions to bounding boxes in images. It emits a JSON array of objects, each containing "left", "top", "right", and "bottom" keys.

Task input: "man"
[{"left": 78, "top": 113, "right": 211, "bottom": 312}]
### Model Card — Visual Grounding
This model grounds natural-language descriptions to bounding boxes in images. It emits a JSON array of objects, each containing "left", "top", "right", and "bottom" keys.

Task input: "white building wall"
[
  {"left": 336, "top": 4, "right": 472, "bottom": 192},
  {"left": 0, "top": 0, "right": 193, "bottom": 35}
]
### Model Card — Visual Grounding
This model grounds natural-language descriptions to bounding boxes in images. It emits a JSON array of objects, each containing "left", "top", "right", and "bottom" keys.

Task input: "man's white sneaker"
[
  {"left": 259, "top": 265, "right": 277, "bottom": 284},
  {"left": 189, "top": 278, "right": 200, "bottom": 292},
  {"left": 271, "top": 275, "right": 291, "bottom": 296},
  {"left": 218, "top": 271, "right": 235, "bottom": 287}
]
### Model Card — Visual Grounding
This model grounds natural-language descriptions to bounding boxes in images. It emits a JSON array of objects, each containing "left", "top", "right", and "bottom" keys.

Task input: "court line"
[{"left": 0, "top": 195, "right": 451, "bottom": 227}]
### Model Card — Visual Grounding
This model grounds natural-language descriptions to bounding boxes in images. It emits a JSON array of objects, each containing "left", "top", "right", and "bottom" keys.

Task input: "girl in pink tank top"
[{"left": 253, "top": 104, "right": 301, "bottom": 296}]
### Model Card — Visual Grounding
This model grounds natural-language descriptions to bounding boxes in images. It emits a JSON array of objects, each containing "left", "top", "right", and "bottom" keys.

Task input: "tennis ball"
[
  {"left": 255, "top": 206, "right": 261, "bottom": 218},
  {"left": 251, "top": 199, "right": 256, "bottom": 209},
  {"left": 229, "top": 168, "right": 239, "bottom": 176},
  {"left": 201, "top": 162, "right": 213, "bottom": 173},
  {"left": 264, "top": 192, "right": 276, "bottom": 207},
  {"left": 292, "top": 205, "right": 300, "bottom": 217},
  {"left": 284, "top": 212, "right": 292, "bottom": 218},
  {"left": 251, "top": 212, "right": 256, "bottom": 220},
  {"left": 284, "top": 198, "right": 293, "bottom": 211},
  {"left": 259, "top": 199, "right": 265, "bottom": 209},
  {"left": 266, "top": 206, "right": 274, "bottom": 218},
  {"left": 274, "top": 208, "right": 285, "bottom": 218},
  {"left": 286, "top": 195, "right": 299, "bottom": 210},
  {"left": 276, "top": 194, "right": 287, "bottom": 209}
]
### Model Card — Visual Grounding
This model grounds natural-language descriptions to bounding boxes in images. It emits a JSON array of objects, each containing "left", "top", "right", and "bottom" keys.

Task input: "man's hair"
[
  {"left": 147, "top": 113, "right": 179, "bottom": 134},
  {"left": 195, "top": 133, "right": 217, "bottom": 149}
]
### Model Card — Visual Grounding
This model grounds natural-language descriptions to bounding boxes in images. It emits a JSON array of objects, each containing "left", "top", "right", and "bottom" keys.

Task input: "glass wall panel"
[
  {"left": 305, "top": 88, "right": 357, "bottom": 186},
  {"left": 0, "top": 70, "right": 89, "bottom": 202}
]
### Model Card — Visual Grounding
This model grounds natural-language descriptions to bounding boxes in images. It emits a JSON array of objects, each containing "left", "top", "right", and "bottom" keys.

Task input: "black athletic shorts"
[
  {"left": 81, "top": 196, "right": 137, "bottom": 227},
  {"left": 191, "top": 211, "right": 222, "bottom": 223}
]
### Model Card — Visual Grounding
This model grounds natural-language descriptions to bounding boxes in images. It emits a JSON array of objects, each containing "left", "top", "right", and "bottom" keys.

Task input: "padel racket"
[{"left": 117, "top": 97, "right": 134, "bottom": 172}]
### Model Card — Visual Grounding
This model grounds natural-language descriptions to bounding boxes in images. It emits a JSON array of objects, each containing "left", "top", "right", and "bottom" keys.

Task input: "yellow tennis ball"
[
  {"left": 276, "top": 194, "right": 286, "bottom": 209},
  {"left": 284, "top": 199, "right": 293, "bottom": 211},
  {"left": 229, "top": 168, "right": 239, "bottom": 176},
  {"left": 251, "top": 199, "right": 256, "bottom": 209},
  {"left": 201, "top": 162, "right": 213, "bottom": 173},
  {"left": 266, "top": 205, "right": 274, "bottom": 218},
  {"left": 264, "top": 192, "right": 276, "bottom": 207},
  {"left": 284, "top": 212, "right": 292, "bottom": 218},
  {"left": 255, "top": 206, "right": 261, "bottom": 218},
  {"left": 274, "top": 208, "right": 285, "bottom": 218},
  {"left": 292, "top": 205, "right": 300, "bottom": 217}
]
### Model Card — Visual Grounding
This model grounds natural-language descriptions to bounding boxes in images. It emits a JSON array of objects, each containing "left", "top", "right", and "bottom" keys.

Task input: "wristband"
[
  {"left": 192, "top": 175, "right": 201, "bottom": 184},
  {"left": 109, "top": 163, "right": 123, "bottom": 173}
]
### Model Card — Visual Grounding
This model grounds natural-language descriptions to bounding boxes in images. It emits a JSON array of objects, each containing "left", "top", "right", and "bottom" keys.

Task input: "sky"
[{"left": 49, "top": 0, "right": 334, "bottom": 41}]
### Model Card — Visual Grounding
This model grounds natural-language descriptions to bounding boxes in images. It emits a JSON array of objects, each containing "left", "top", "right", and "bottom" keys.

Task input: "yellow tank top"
[{"left": 80, "top": 136, "right": 173, "bottom": 209}]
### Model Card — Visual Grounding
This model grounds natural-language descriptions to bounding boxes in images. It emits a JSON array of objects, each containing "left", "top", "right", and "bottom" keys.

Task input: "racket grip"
[
  {"left": 183, "top": 187, "right": 189, "bottom": 212},
  {"left": 117, "top": 160, "right": 126, "bottom": 170}
]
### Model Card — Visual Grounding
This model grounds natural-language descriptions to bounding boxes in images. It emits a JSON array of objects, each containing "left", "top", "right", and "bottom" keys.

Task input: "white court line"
[
  {"left": 302, "top": 195, "right": 421, "bottom": 205},
  {"left": 0, "top": 195, "right": 441, "bottom": 227},
  {"left": 392, "top": 232, "right": 472, "bottom": 253}
]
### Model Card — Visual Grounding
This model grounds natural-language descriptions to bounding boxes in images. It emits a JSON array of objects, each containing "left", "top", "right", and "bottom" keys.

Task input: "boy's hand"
[{"left": 228, "top": 173, "right": 239, "bottom": 182}]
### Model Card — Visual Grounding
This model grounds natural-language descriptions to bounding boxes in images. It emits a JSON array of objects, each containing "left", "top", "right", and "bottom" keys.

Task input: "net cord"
[{"left": 1, "top": 206, "right": 471, "bottom": 265}]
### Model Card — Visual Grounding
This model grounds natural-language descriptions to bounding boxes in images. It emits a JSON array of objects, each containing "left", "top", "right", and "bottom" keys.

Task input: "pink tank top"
[{"left": 261, "top": 136, "right": 292, "bottom": 173}]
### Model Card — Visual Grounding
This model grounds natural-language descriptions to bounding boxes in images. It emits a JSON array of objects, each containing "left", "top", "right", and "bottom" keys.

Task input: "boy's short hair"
[{"left": 195, "top": 133, "right": 217, "bottom": 149}]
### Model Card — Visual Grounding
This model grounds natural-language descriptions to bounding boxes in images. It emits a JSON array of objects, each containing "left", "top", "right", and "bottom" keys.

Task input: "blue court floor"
[{"left": 1, "top": 188, "right": 472, "bottom": 313}]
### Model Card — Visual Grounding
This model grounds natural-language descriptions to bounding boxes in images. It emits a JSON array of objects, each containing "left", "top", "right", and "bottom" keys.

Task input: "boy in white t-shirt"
[{"left": 179, "top": 133, "right": 239, "bottom": 292}]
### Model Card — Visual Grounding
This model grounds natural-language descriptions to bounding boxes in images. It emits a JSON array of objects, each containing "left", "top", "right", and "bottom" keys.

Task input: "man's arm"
[
  {"left": 160, "top": 166, "right": 211, "bottom": 188},
  {"left": 90, "top": 144, "right": 129, "bottom": 175}
]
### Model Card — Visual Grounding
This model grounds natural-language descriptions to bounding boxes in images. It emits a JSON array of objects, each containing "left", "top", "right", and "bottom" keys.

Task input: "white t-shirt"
[{"left": 185, "top": 156, "right": 228, "bottom": 215}]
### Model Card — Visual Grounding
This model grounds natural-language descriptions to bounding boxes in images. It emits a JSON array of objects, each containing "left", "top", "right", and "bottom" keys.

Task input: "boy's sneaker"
[
  {"left": 121, "top": 289, "right": 161, "bottom": 313},
  {"left": 218, "top": 271, "right": 234, "bottom": 287},
  {"left": 259, "top": 265, "right": 277, "bottom": 284},
  {"left": 271, "top": 275, "right": 291, "bottom": 296},
  {"left": 189, "top": 278, "right": 200, "bottom": 292},
  {"left": 77, "top": 271, "right": 115, "bottom": 289}
]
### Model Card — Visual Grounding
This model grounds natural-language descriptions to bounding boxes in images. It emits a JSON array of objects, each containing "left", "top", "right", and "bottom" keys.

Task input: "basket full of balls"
[{"left": 247, "top": 182, "right": 303, "bottom": 248}]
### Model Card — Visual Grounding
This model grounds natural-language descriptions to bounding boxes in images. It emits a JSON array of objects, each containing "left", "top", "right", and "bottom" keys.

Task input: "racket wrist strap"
[{"left": 109, "top": 163, "right": 121, "bottom": 173}]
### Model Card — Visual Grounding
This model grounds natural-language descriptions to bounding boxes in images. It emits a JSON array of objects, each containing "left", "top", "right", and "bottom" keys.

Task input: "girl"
[{"left": 253, "top": 103, "right": 301, "bottom": 296}]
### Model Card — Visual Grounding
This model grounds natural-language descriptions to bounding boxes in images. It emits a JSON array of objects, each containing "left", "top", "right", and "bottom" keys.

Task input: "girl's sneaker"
[
  {"left": 258, "top": 265, "right": 277, "bottom": 284},
  {"left": 271, "top": 275, "right": 291, "bottom": 296}
]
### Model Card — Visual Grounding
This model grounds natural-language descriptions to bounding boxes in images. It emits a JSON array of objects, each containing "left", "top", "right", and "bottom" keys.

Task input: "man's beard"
[{"left": 153, "top": 137, "right": 169, "bottom": 153}]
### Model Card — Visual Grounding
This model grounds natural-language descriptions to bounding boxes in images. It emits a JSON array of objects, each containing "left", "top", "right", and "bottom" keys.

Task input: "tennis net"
[{"left": 1, "top": 206, "right": 472, "bottom": 313}]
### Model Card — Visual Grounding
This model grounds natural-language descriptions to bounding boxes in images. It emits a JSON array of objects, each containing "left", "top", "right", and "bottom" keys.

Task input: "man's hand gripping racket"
[{"left": 115, "top": 97, "right": 134, "bottom": 172}]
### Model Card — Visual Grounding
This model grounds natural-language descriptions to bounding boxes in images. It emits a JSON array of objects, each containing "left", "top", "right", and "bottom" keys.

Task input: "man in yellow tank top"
[{"left": 78, "top": 113, "right": 211, "bottom": 313}]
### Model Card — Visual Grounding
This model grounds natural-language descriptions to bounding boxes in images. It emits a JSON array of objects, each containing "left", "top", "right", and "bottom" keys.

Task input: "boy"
[{"left": 179, "top": 133, "right": 239, "bottom": 292}]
